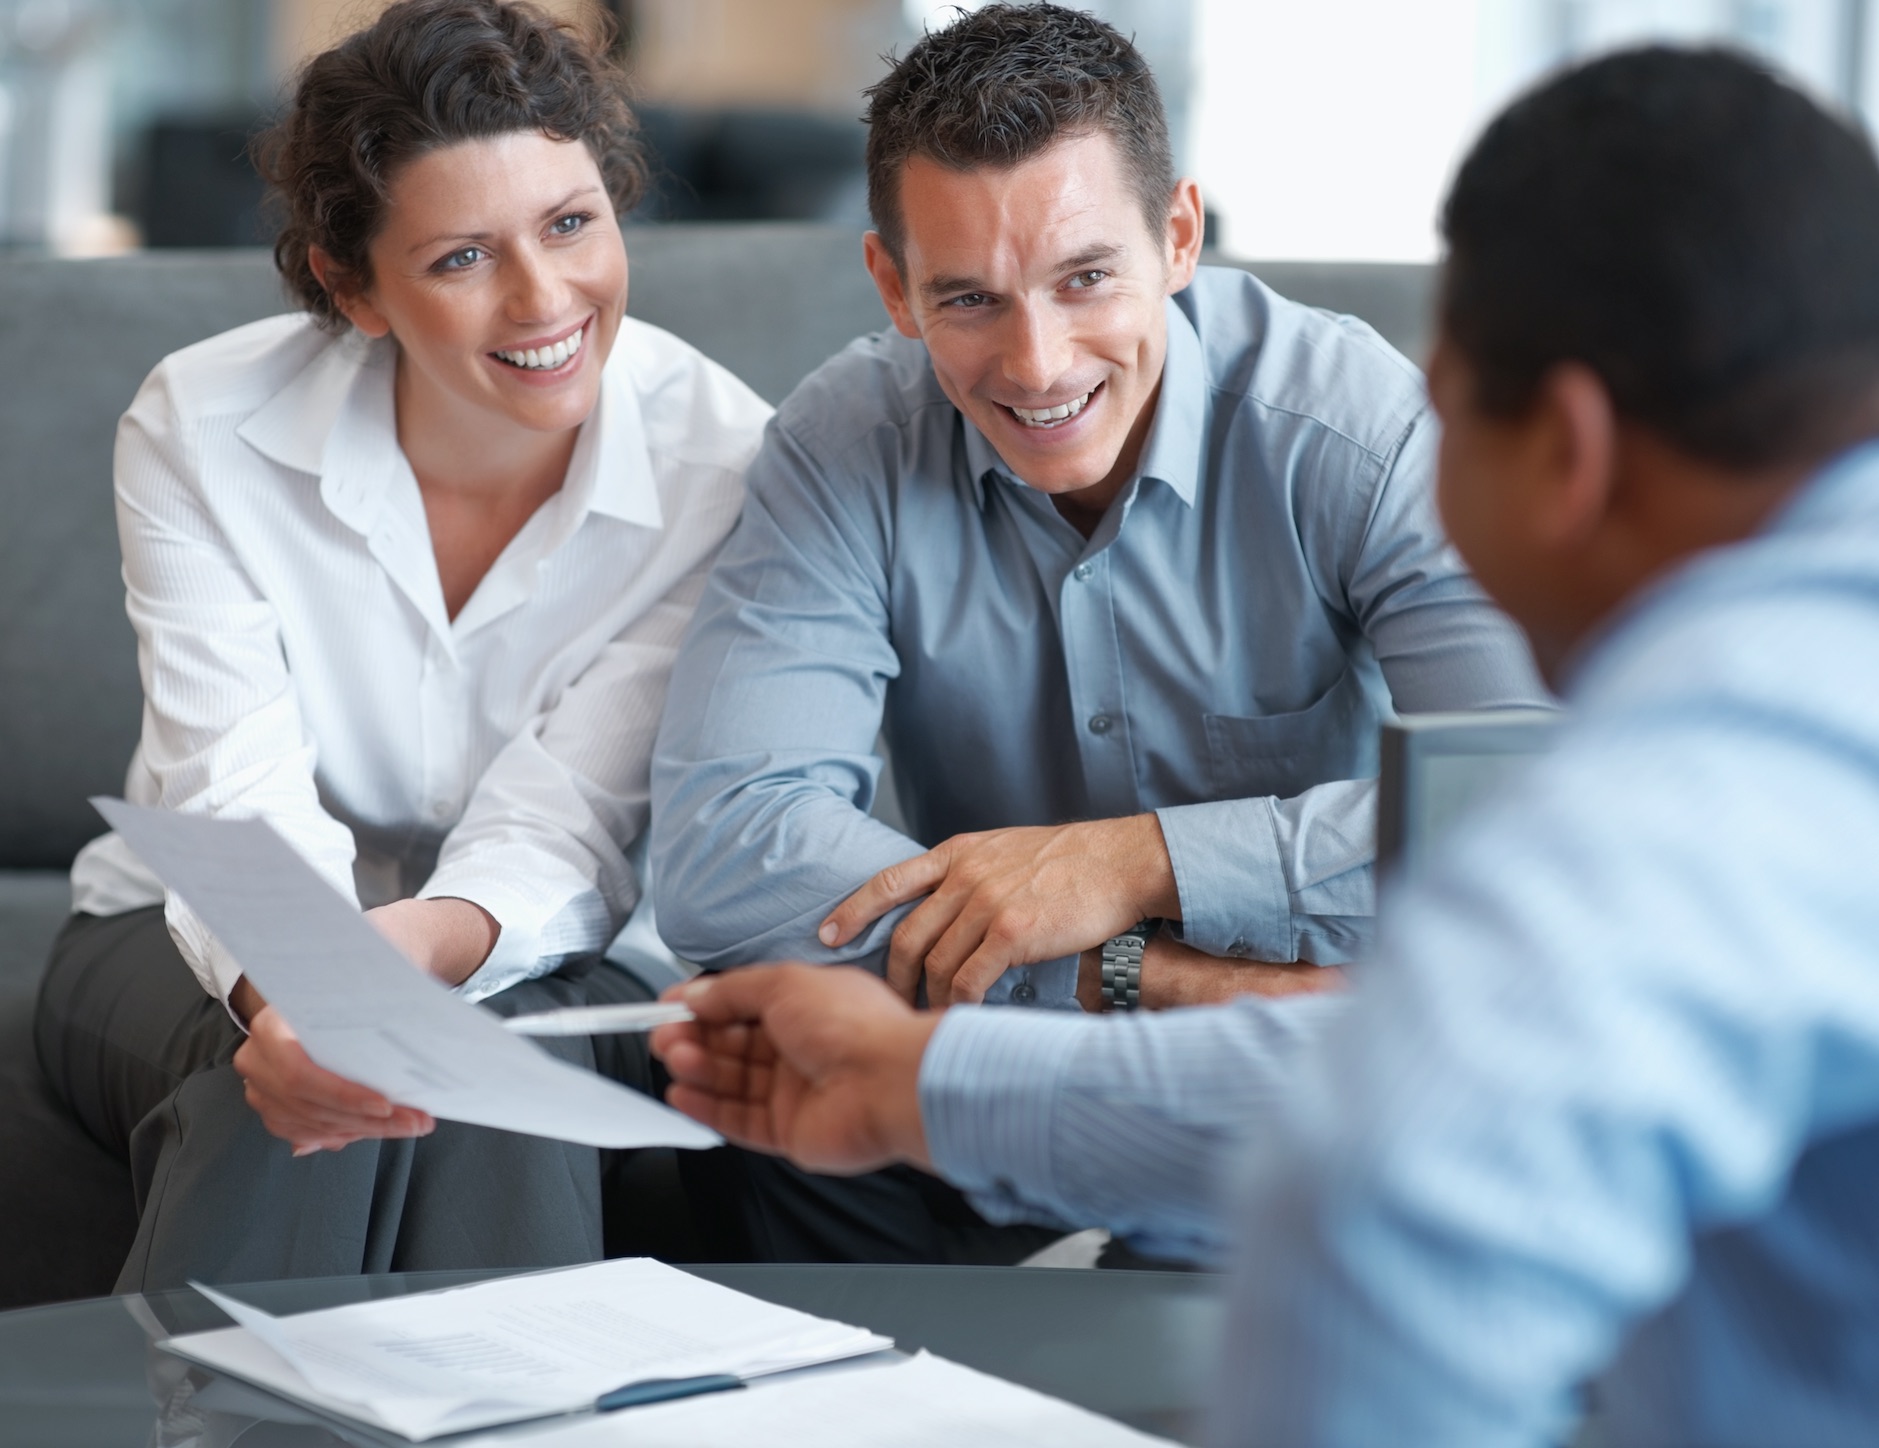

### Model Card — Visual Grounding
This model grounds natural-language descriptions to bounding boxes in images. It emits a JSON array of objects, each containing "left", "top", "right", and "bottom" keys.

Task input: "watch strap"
[{"left": 1100, "top": 919, "right": 1160, "bottom": 1012}]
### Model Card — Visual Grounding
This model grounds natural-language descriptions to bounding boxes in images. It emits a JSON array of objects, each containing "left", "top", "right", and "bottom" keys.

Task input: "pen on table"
[
  {"left": 499, "top": 1002, "right": 696, "bottom": 1037},
  {"left": 596, "top": 1373, "right": 745, "bottom": 1412}
]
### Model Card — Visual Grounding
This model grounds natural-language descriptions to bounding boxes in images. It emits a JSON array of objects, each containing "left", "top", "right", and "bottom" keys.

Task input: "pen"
[
  {"left": 596, "top": 1373, "right": 745, "bottom": 1411},
  {"left": 500, "top": 1002, "right": 696, "bottom": 1037}
]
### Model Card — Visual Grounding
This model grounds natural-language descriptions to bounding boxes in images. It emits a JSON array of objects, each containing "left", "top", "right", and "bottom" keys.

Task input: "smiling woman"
[{"left": 31, "top": 0, "right": 772, "bottom": 1292}]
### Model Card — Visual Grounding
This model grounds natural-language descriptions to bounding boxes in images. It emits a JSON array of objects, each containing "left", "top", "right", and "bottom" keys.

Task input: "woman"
[{"left": 33, "top": 0, "right": 770, "bottom": 1290}]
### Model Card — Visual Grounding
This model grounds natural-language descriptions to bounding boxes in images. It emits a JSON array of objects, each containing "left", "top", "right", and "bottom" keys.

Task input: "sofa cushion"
[
  {"left": 0, "top": 255, "right": 289, "bottom": 870},
  {"left": 0, "top": 872, "right": 73, "bottom": 1002}
]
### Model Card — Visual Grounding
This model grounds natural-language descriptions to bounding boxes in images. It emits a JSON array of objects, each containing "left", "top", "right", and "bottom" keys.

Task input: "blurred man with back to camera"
[
  {"left": 654, "top": 46, "right": 1879, "bottom": 1446},
  {"left": 649, "top": 0, "right": 1546, "bottom": 1265}
]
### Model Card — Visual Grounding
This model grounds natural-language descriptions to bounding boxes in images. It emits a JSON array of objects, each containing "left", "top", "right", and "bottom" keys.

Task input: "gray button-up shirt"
[{"left": 651, "top": 266, "right": 1548, "bottom": 1006}]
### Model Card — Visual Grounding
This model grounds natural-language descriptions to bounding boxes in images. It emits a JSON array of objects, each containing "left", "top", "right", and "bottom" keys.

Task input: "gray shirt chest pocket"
[{"left": 1203, "top": 665, "right": 1375, "bottom": 802}]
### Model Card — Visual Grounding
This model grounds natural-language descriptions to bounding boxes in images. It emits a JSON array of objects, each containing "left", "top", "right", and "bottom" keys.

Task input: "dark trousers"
[
  {"left": 35, "top": 908, "right": 1063, "bottom": 1287},
  {"left": 34, "top": 908, "right": 662, "bottom": 1292},
  {"left": 680, "top": 1148, "right": 1064, "bottom": 1266}
]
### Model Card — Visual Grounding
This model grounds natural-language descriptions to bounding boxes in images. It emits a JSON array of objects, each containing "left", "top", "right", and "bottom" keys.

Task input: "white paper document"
[
  {"left": 162, "top": 1259, "right": 893, "bottom": 1441},
  {"left": 461, "top": 1350, "right": 1180, "bottom": 1447},
  {"left": 95, "top": 799, "right": 718, "bottom": 1150}
]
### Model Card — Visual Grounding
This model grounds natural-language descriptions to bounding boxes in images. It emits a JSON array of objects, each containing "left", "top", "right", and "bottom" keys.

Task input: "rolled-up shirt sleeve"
[
  {"left": 1158, "top": 412, "right": 1551, "bottom": 965},
  {"left": 425, "top": 550, "right": 721, "bottom": 1002},
  {"left": 651, "top": 417, "right": 926, "bottom": 975}
]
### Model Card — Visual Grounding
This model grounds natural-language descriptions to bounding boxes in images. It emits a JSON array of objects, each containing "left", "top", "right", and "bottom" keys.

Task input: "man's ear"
[
  {"left": 308, "top": 245, "right": 391, "bottom": 339},
  {"left": 1163, "top": 178, "right": 1204, "bottom": 294},
  {"left": 862, "top": 231, "right": 922, "bottom": 340},
  {"left": 1528, "top": 362, "right": 1618, "bottom": 550}
]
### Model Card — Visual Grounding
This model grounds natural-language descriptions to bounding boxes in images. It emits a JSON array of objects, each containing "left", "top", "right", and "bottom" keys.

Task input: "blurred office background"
[{"left": 0, "top": 0, "right": 1871, "bottom": 258}]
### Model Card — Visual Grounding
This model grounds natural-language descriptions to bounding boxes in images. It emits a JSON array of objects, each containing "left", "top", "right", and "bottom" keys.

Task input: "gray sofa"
[{"left": 0, "top": 226, "right": 1432, "bottom": 1308}]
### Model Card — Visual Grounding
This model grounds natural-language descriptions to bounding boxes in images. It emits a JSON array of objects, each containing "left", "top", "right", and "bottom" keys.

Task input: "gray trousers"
[{"left": 34, "top": 908, "right": 658, "bottom": 1293}]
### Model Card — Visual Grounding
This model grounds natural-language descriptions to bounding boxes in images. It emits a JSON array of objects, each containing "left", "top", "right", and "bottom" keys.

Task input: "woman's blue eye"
[
  {"left": 437, "top": 246, "right": 484, "bottom": 271},
  {"left": 551, "top": 213, "right": 588, "bottom": 236}
]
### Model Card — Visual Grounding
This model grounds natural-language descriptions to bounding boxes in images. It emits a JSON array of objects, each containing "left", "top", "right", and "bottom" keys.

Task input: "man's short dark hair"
[
  {"left": 863, "top": 3, "right": 1174, "bottom": 265},
  {"left": 1441, "top": 46, "right": 1879, "bottom": 470}
]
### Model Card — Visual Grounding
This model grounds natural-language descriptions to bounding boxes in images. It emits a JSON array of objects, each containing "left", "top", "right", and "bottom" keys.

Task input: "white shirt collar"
[{"left": 234, "top": 328, "right": 665, "bottom": 539}]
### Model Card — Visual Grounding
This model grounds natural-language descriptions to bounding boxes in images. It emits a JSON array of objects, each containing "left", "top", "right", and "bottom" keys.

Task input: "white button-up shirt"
[{"left": 71, "top": 311, "right": 770, "bottom": 1008}]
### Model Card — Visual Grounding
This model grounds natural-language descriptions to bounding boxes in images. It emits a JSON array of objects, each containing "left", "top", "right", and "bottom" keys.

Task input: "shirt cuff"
[
  {"left": 918, "top": 1006, "right": 1094, "bottom": 1226},
  {"left": 162, "top": 898, "right": 250, "bottom": 1028},
  {"left": 980, "top": 953, "right": 1081, "bottom": 1009},
  {"left": 1156, "top": 798, "right": 1292, "bottom": 961},
  {"left": 418, "top": 869, "right": 548, "bottom": 1004}
]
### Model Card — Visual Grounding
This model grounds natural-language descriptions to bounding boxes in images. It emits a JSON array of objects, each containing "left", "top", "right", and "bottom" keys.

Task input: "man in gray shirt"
[{"left": 650, "top": 2, "right": 1544, "bottom": 1260}]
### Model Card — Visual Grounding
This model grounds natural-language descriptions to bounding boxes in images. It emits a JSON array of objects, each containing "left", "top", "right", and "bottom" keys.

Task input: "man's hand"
[
  {"left": 1075, "top": 935, "right": 1346, "bottom": 1013},
  {"left": 233, "top": 1000, "right": 434, "bottom": 1154},
  {"left": 651, "top": 965, "right": 940, "bottom": 1175},
  {"left": 818, "top": 815, "right": 1180, "bottom": 1007}
]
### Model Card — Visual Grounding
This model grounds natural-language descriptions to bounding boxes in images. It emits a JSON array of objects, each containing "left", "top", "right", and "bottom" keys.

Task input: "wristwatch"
[{"left": 1099, "top": 919, "right": 1160, "bottom": 1012}]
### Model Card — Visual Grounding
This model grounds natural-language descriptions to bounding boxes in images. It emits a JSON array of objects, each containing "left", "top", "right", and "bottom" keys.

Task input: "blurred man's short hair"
[{"left": 1442, "top": 46, "right": 1879, "bottom": 470}]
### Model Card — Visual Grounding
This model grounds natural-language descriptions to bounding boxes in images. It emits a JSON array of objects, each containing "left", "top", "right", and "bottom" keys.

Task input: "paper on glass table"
[
  {"left": 93, "top": 799, "right": 718, "bottom": 1150},
  {"left": 162, "top": 1259, "right": 892, "bottom": 1442},
  {"left": 460, "top": 1350, "right": 1180, "bottom": 1448}
]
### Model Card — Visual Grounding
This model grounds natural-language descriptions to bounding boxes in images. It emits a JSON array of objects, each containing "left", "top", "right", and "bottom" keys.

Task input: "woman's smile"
[{"left": 489, "top": 316, "right": 591, "bottom": 378}]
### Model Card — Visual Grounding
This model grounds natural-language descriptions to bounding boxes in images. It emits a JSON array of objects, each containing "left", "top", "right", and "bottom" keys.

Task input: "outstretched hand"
[
  {"left": 651, "top": 965, "right": 940, "bottom": 1175},
  {"left": 817, "top": 815, "right": 1180, "bottom": 1006}
]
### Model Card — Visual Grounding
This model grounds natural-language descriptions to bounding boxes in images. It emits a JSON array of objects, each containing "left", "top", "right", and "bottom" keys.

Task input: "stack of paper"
[
  {"left": 470, "top": 1351, "right": 1181, "bottom": 1447},
  {"left": 162, "top": 1259, "right": 891, "bottom": 1441}
]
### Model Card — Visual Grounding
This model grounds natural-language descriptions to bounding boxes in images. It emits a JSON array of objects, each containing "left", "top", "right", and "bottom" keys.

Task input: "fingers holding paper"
[
  {"left": 233, "top": 1002, "right": 434, "bottom": 1154},
  {"left": 652, "top": 965, "right": 939, "bottom": 1175}
]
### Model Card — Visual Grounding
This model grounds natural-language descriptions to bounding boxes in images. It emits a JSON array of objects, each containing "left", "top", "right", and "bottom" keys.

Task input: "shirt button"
[
  {"left": 1011, "top": 980, "right": 1037, "bottom": 1005},
  {"left": 1087, "top": 713, "right": 1113, "bottom": 735},
  {"left": 1231, "top": 937, "right": 1249, "bottom": 956},
  {"left": 1072, "top": 563, "right": 1093, "bottom": 582},
  {"left": 429, "top": 801, "right": 453, "bottom": 822}
]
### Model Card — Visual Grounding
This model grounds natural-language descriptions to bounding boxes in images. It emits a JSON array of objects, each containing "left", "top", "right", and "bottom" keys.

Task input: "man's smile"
[{"left": 1006, "top": 383, "right": 1101, "bottom": 428}]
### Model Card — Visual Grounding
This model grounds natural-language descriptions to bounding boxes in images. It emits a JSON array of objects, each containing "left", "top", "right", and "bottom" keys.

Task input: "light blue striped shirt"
[
  {"left": 651, "top": 268, "right": 1545, "bottom": 1003},
  {"left": 921, "top": 444, "right": 1879, "bottom": 1445}
]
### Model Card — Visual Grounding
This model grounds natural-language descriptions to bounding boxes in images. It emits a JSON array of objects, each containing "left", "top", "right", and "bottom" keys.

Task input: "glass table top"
[{"left": 0, "top": 1263, "right": 1223, "bottom": 1447}]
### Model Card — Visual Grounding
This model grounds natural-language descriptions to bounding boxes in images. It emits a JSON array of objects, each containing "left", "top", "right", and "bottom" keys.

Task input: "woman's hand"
[
  {"left": 224, "top": 897, "right": 494, "bottom": 1153},
  {"left": 232, "top": 995, "right": 434, "bottom": 1154},
  {"left": 365, "top": 896, "right": 500, "bottom": 987}
]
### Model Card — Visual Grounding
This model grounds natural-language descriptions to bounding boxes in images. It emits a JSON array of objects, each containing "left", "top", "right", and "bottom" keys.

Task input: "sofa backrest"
[{"left": 0, "top": 225, "right": 1431, "bottom": 869}]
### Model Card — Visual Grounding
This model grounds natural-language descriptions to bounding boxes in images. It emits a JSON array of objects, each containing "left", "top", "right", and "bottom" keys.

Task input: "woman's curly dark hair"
[{"left": 254, "top": 0, "right": 646, "bottom": 330}]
